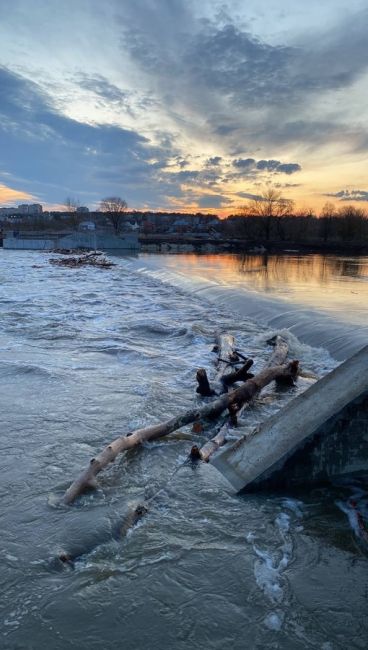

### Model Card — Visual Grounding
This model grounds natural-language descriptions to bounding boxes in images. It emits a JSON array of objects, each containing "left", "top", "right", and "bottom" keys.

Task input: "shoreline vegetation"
[{"left": 1, "top": 202, "right": 368, "bottom": 254}]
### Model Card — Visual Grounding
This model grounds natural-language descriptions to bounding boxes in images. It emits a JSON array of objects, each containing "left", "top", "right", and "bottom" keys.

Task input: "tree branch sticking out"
[
  {"left": 196, "top": 333, "right": 248, "bottom": 397},
  {"left": 62, "top": 359, "right": 298, "bottom": 505},
  {"left": 190, "top": 334, "right": 292, "bottom": 461}
]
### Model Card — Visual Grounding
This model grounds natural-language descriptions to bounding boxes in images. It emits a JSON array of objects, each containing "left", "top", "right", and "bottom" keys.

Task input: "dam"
[{"left": 212, "top": 345, "right": 368, "bottom": 491}]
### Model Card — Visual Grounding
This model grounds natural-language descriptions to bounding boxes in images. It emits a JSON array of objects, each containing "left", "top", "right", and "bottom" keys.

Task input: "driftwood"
[
  {"left": 215, "top": 333, "right": 238, "bottom": 379},
  {"left": 57, "top": 334, "right": 298, "bottom": 563},
  {"left": 196, "top": 368, "right": 215, "bottom": 397},
  {"left": 196, "top": 333, "right": 253, "bottom": 397},
  {"left": 266, "top": 335, "right": 289, "bottom": 366},
  {"left": 190, "top": 429, "right": 228, "bottom": 463},
  {"left": 197, "top": 333, "right": 236, "bottom": 397},
  {"left": 63, "top": 359, "right": 298, "bottom": 505},
  {"left": 191, "top": 335, "right": 291, "bottom": 462},
  {"left": 222, "top": 359, "right": 254, "bottom": 386},
  {"left": 57, "top": 357, "right": 298, "bottom": 565},
  {"left": 50, "top": 253, "right": 115, "bottom": 269},
  {"left": 58, "top": 503, "right": 148, "bottom": 566},
  {"left": 53, "top": 248, "right": 101, "bottom": 256}
]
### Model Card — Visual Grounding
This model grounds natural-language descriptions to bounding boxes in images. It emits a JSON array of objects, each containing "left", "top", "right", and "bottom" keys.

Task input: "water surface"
[
  {"left": 0, "top": 249, "right": 367, "bottom": 650},
  {"left": 134, "top": 252, "right": 368, "bottom": 359}
]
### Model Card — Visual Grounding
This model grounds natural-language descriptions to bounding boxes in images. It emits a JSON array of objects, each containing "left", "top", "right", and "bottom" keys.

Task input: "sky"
[{"left": 0, "top": 0, "right": 368, "bottom": 214}]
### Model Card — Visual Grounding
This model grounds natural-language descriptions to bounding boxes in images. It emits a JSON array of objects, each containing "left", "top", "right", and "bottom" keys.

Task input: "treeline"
[{"left": 222, "top": 205, "right": 368, "bottom": 244}]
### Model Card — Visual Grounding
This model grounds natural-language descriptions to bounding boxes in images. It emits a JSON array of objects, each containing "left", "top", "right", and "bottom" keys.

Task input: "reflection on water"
[
  {"left": 238, "top": 253, "right": 368, "bottom": 285},
  {"left": 144, "top": 252, "right": 368, "bottom": 326}
]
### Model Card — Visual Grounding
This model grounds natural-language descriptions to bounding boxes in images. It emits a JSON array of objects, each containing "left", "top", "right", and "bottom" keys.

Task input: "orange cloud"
[{"left": 0, "top": 183, "right": 36, "bottom": 205}]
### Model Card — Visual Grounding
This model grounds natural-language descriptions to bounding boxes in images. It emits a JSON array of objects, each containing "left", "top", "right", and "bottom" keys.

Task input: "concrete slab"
[{"left": 211, "top": 345, "right": 368, "bottom": 491}]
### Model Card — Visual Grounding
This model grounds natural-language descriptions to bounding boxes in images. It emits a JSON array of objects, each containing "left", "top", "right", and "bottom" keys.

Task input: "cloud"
[
  {"left": 256, "top": 160, "right": 281, "bottom": 172},
  {"left": 233, "top": 158, "right": 256, "bottom": 169},
  {"left": 0, "top": 65, "right": 188, "bottom": 208},
  {"left": 276, "top": 163, "right": 302, "bottom": 175},
  {"left": 197, "top": 194, "right": 233, "bottom": 208},
  {"left": 0, "top": 182, "right": 35, "bottom": 205},
  {"left": 232, "top": 158, "right": 301, "bottom": 175},
  {"left": 235, "top": 191, "right": 263, "bottom": 201},
  {"left": 1, "top": 1, "right": 368, "bottom": 209},
  {"left": 325, "top": 189, "right": 368, "bottom": 201},
  {"left": 119, "top": 2, "right": 368, "bottom": 152},
  {"left": 274, "top": 182, "right": 302, "bottom": 188},
  {"left": 77, "top": 73, "right": 130, "bottom": 105},
  {"left": 207, "top": 156, "right": 222, "bottom": 166}
]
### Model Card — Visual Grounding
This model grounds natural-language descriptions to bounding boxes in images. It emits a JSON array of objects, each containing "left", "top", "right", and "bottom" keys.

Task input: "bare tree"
[
  {"left": 337, "top": 205, "right": 367, "bottom": 241},
  {"left": 64, "top": 197, "right": 81, "bottom": 229},
  {"left": 99, "top": 196, "right": 128, "bottom": 234},
  {"left": 241, "top": 188, "right": 294, "bottom": 241},
  {"left": 64, "top": 197, "right": 80, "bottom": 212},
  {"left": 319, "top": 202, "right": 336, "bottom": 242}
]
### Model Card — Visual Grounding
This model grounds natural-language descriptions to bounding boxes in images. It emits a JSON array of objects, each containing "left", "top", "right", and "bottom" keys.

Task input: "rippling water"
[
  {"left": 131, "top": 252, "right": 368, "bottom": 360},
  {"left": 0, "top": 250, "right": 367, "bottom": 650}
]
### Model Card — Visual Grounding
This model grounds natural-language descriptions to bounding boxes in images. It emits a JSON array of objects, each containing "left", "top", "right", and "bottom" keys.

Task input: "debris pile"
[{"left": 49, "top": 252, "right": 116, "bottom": 269}]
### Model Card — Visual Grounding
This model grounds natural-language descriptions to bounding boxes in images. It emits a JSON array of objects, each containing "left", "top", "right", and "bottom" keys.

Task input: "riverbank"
[{"left": 139, "top": 233, "right": 368, "bottom": 255}]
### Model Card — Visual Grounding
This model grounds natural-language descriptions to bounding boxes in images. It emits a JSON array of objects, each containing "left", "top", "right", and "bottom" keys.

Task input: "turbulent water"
[
  {"left": 0, "top": 249, "right": 367, "bottom": 650},
  {"left": 130, "top": 253, "right": 368, "bottom": 360}
]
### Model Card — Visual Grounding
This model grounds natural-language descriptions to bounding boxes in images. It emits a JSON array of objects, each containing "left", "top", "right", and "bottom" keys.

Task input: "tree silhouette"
[
  {"left": 64, "top": 197, "right": 80, "bottom": 212},
  {"left": 241, "top": 188, "right": 294, "bottom": 241},
  {"left": 99, "top": 197, "right": 128, "bottom": 234}
]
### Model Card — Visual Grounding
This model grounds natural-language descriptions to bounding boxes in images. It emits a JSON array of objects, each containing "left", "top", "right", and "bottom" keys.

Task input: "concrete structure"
[
  {"left": 58, "top": 232, "right": 139, "bottom": 250},
  {"left": 211, "top": 346, "right": 368, "bottom": 491},
  {"left": 2, "top": 235, "right": 57, "bottom": 250},
  {"left": 3, "top": 231, "right": 140, "bottom": 251}
]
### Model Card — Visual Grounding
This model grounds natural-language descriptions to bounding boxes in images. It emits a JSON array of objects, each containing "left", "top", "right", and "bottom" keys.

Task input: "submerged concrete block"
[{"left": 211, "top": 346, "right": 368, "bottom": 491}]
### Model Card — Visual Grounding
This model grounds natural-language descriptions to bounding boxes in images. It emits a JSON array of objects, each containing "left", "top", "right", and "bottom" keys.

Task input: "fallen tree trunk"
[
  {"left": 190, "top": 429, "right": 227, "bottom": 463},
  {"left": 224, "top": 334, "right": 291, "bottom": 427},
  {"left": 215, "top": 333, "right": 237, "bottom": 379},
  {"left": 197, "top": 332, "right": 236, "bottom": 396},
  {"left": 196, "top": 332, "right": 253, "bottom": 396},
  {"left": 63, "top": 359, "right": 298, "bottom": 505},
  {"left": 222, "top": 359, "right": 254, "bottom": 387},
  {"left": 190, "top": 335, "right": 292, "bottom": 461},
  {"left": 266, "top": 335, "right": 289, "bottom": 367}
]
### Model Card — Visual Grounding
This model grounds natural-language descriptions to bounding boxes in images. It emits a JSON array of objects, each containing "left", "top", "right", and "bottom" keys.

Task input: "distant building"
[
  {"left": 79, "top": 220, "right": 96, "bottom": 231},
  {"left": 126, "top": 221, "right": 140, "bottom": 231},
  {"left": 17, "top": 204, "right": 43, "bottom": 215},
  {"left": 76, "top": 206, "right": 90, "bottom": 213},
  {"left": 171, "top": 218, "right": 190, "bottom": 233}
]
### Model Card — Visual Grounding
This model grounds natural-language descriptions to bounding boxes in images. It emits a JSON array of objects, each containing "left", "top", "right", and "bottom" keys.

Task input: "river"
[{"left": 0, "top": 249, "right": 367, "bottom": 649}]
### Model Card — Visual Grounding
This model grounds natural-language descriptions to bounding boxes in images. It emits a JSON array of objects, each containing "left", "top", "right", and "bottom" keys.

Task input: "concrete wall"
[
  {"left": 211, "top": 346, "right": 368, "bottom": 491},
  {"left": 3, "top": 232, "right": 140, "bottom": 251},
  {"left": 56, "top": 232, "right": 140, "bottom": 250},
  {"left": 3, "top": 237, "right": 57, "bottom": 250}
]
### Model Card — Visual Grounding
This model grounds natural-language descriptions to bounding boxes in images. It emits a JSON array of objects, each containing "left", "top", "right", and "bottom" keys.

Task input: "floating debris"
[{"left": 49, "top": 252, "right": 116, "bottom": 269}]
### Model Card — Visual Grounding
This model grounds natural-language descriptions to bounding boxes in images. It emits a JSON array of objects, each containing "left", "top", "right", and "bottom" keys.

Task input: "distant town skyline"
[{"left": 0, "top": 0, "right": 368, "bottom": 214}]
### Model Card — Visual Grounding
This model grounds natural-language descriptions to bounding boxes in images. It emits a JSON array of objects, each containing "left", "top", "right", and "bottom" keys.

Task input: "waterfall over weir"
[{"left": 120, "top": 254, "right": 368, "bottom": 361}]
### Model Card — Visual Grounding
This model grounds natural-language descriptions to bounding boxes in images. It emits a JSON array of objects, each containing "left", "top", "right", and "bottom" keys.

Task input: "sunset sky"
[{"left": 0, "top": 0, "right": 367, "bottom": 214}]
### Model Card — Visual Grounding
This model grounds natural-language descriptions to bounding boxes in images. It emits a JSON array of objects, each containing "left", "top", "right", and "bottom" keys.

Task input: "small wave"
[
  {"left": 0, "top": 360, "right": 56, "bottom": 379},
  {"left": 127, "top": 320, "right": 189, "bottom": 338}
]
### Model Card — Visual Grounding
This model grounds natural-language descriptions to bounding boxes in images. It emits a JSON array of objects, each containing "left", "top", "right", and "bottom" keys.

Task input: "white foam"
[{"left": 264, "top": 611, "right": 285, "bottom": 631}]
